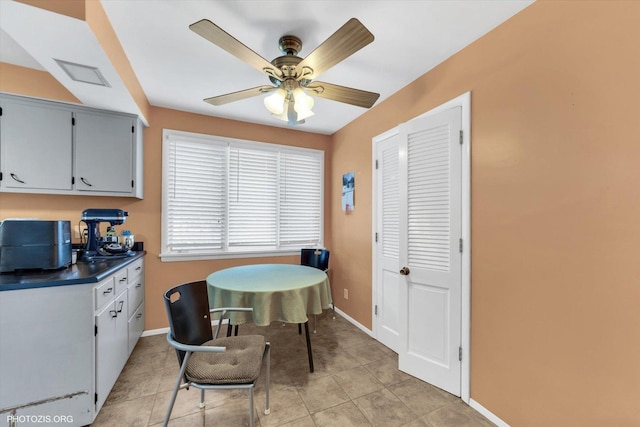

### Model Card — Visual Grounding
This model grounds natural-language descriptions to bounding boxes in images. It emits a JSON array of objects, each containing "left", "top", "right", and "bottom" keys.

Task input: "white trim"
[
  {"left": 371, "top": 91, "right": 471, "bottom": 403},
  {"left": 469, "top": 399, "right": 511, "bottom": 427},
  {"left": 141, "top": 318, "right": 232, "bottom": 337},
  {"left": 141, "top": 327, "right": 169, "bottom": 337},
  {"left": 143, "top": 312, "right": 371, "bottom": 338},
  {"left": 159, "top": 249, "right": 301, "bottom": 262},
  {"left": 334, "top": 306, "right": 374, "bottom": 337}
]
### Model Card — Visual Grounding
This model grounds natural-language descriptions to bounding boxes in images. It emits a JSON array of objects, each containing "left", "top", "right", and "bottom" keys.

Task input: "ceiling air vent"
[{"left": 54, "top": 59, "right": 110, "bottom": 87}]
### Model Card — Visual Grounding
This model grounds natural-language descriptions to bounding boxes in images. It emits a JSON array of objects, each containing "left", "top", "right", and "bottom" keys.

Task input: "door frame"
[{"left": 372, "top": 91, "right": 471, "bottom": 402}]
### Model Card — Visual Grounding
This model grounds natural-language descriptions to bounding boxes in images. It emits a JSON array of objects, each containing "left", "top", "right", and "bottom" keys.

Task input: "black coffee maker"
[{"left": 81, "top": 209, "right": 135, "bottom": 261}]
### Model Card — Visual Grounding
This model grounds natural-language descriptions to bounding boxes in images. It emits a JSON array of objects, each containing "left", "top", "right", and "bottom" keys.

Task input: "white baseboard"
[
  {"left": 141, "top": 318, "right": 232, "bottom": 338},
  {"left": 142, "top": 309, "right": 373, "bottom": 338},
  {"left": 469, "top": 399, "right": 510, "bottom": 427},
  {"left": 141, "top": 327, "right": 168, "bottom": 337},
  {"left": 333, "top": 306, "right": 373, "bottom": 337}
]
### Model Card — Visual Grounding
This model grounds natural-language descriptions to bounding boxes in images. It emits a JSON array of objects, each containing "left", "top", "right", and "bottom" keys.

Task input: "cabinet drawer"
[
  {"left": 128, "top": 303, "right": 144, "bottom": 354},
  {"left": 95, "top": 277, "right": 116, "bottom": 310},
  {"left": 128, "top": 279, "right": 144, "bottom": 318},
  {"left": 114, "top": 269, "right": 128, "bottom": 295},
  {"left": 127, "top": 259, "right": 144, "bottom": 281}
]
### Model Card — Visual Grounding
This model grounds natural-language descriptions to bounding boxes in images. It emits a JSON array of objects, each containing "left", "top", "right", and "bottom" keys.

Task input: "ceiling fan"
[{"left": 189, "top": 18, "right": 380, "bottom": 125}]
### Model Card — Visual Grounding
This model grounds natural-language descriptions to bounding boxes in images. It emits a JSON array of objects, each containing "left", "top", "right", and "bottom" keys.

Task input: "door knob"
[{"left": 399, "top": 267, "right": 410, "bottom": 276}]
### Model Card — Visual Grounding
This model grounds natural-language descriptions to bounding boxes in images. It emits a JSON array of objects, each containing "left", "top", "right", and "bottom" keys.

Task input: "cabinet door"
[
  {"left": 94, "top": 289, "right": 128, "bottom": 412},
  {"left": 114, "top": 289, "right": 129, "bottom": 371},
  {"left": 0, "top": 97, "right": 73, "bottom": 190},
  {"left": 95, "top": 300, "right": 119, "bottom": 412},
  {"left": 74, "top": 111, "right": 134, "bottom": 193}
]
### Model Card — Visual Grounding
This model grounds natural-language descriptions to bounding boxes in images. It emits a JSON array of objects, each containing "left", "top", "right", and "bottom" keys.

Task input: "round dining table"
[
  {"left": 206, "top": 263, "right": 332, "bottom": 372},
  {"left": 206, "top": 263, "right": 332, "bottom": 326}
]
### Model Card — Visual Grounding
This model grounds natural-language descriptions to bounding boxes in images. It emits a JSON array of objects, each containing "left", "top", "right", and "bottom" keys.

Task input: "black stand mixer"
[{"left": 81, "top": 209, "right": 135, "bottom": 261}]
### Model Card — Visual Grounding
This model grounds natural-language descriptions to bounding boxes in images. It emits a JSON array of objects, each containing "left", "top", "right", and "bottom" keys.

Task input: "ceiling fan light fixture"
[
  {"left": 293, "top": 87, "right": 314, "bottom": 116},
  {"left": 272, "top": 99, "right": 306, "bottom": 126},
  {"left": 264, "top": 88, "right": 286, "bottom": 115}
]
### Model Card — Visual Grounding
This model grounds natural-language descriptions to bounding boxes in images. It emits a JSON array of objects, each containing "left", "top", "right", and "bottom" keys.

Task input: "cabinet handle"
[
  {"left": 80, "top": 177, "right": 93, "bottom": 187},
  {"left": 10, "top": 173, "right": 25, "bottom": 184},
  {"left": 135, "top": 266, "right": 142, "bottom": 271},
  {"left": 135, "top": 283, "right": 142, "bottom": 288},
  {"left": 136, "top": 313, "right": 143, "bottom": 319},
  {"left": 117, "top": 300, "right": 124, "bottom": 313},
  {"left": 109, "top": 310, "right": 118, "bottom": 318},
  {"left": 119, "top": 277, "right": 127, "bottom": 282},
  {"left": 103, "top": 287, "right": 113, "bottom": 295}
]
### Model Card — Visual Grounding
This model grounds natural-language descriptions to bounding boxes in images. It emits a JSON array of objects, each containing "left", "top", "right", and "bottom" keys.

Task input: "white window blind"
[
  {"left": 228, "top": 146, "right": 278, "bottom": 247},
  {"left": 162, "top": 130, "right": 323, "bottom": 260},
  {"left": 165, "top": 139, "right": 227, "bottom": 252},
  {"left": 279, "top": 151, "right": 322, "bottom": 247}
]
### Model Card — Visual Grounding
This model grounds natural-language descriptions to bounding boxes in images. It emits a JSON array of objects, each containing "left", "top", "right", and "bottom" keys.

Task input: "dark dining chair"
[
  {"left": 163, "top": 280, "right": 270, "bottom": 427},
  {"left": 301, "top": 248, "right": 334, "bottom": 332}
]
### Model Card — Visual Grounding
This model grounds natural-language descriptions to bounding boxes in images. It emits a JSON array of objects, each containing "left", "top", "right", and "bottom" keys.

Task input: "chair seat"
[{"left": 186, "top": 335, "right": 266, "bottom": 384}]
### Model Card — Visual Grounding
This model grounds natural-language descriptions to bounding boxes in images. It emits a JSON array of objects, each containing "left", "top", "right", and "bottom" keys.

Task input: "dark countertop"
[{"left": 0, "top": 251, "right": 146, "bottom": 291}]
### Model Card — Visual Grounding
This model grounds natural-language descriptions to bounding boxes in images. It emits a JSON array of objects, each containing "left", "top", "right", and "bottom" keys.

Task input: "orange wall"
[
  {"left": 332, "top": 1, "right": 640, "bottom": 426},
  {"left": 16, "top": 0, "right": 85, "bottom": 21},
  {"left": 2, "top": 1, "right": 640, "bottom": 424},
  {"left": 0, "top": 65, "right": 332, "bottom": 333},
  {"left": 0, "top": 63, "right": 80, "bottom": 103}
]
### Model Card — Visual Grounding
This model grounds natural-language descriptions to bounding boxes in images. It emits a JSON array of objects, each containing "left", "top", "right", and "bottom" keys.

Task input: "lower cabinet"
[
  {"left": 0, "top": 256, "right": 145, "bottom": 427},
  {"left": 94, "top": 258, "right": 145, "bottom": 413}
]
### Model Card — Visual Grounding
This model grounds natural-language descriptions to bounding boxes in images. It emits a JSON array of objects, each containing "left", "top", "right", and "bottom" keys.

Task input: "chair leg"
[
  {"left": 199, "top": 388, "right": 205, "bottom": 408},
  {"left": 304, "top": 321, "right": 314, "bottom": 373},
  {"left": 313, "top": 314, "right": 317, "bottom": 333},
  {"left": 248, "top": 387, "right": 254, "bottom": 427},
  {"left": 332, "top": 303, "right": 336, "bottom": 319},
  {"left": 265, "top": 343, "right": 271, "bottom": 415},
  {"left": 163, "top": 352, "right": 191, "bottom": 427},
  {"left": 298, "top": 323, "right": 302, "bottom": 335}
]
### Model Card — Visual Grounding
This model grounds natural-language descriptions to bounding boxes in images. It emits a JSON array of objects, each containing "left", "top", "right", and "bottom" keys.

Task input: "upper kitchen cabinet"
[
  {"left": 0, "top": 96, "right": 73, "bottom": 191},
  {"left": 74, "top": 111, "right": 135, "bottom": 194},
  {"left": 0, "top": 93, "right": 143, "bottom": 199}
]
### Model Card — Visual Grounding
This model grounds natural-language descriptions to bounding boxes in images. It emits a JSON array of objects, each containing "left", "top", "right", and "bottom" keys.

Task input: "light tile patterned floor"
[{"left": 92, "top": 313, "right": 494, "bottom": 426}]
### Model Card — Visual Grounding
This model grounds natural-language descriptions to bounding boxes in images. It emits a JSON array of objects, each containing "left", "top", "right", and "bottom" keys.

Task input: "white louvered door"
[
  {"left": 398, "top": 106, "right": 462, "bottom": 396},
  {"left": 375, "top": 130, "right": 401, "bottom": 352}
]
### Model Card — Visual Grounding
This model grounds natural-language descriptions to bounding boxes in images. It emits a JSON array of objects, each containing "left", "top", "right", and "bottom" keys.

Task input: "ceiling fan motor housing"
[
  {"left": 269, "top": 55, "right": 309, "bottom": 85},
  {"left": 278, "top": 35, "right": 302, "bottom": 55}
]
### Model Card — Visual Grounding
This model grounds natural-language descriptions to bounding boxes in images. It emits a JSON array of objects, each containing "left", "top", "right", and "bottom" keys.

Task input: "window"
[{"left": 161, "top": 129, "right": 323, "bottom": 261}]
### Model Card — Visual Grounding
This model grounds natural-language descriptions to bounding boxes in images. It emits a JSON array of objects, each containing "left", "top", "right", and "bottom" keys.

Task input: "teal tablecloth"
[{"left": 206, "top": 264, "right": 332, "bottom": 326}]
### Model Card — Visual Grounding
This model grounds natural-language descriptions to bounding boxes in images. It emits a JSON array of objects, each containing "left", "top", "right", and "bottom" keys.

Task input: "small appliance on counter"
[
  {"left": 0, "top": 219, "right": 72, "bottom": 273},
  {"left": 81, "top": 208, "right": 136, "bottom": 261}
]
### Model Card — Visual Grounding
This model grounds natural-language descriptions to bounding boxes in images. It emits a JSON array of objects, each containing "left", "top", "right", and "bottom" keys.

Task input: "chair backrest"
[
  {"left": 164, "top": 280, "right": 213, "bottom": 347},
  {"left": 301, "top": 248, "right": 330, "bottom": 271}
]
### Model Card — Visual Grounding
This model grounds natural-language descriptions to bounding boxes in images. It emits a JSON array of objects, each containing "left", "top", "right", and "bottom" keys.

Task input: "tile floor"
[{"left": 92, "top": 313, "right": 494, "bottom": 427}]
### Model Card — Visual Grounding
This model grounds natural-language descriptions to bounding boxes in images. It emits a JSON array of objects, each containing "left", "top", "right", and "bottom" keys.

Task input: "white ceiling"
[{"left": 0, "top": 0, "right": 533, "bottom": 135}]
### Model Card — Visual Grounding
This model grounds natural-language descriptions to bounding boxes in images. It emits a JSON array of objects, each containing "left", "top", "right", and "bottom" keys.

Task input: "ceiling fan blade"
[
  {"left": 190, "top": 19, "right": 283, "bottom": 80},
  {"left": 204, "top": 85, "right": 275, "bottom": 106},
  {"left": 296, "top": 18, "right": 374, "bottom": 80},
  {"left": 307, "top": 82, "right": 379, "bottom": 108}
]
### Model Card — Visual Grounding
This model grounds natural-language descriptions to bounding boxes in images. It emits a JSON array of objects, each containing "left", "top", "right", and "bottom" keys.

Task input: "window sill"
[{"left": 159, "top": 249, "right": 303, "bottom": 262}]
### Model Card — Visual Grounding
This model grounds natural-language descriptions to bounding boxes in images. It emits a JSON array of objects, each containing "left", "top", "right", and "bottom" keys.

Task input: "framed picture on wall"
[{"left": 342, "top": 172, "right": 355, "bottom": 212}]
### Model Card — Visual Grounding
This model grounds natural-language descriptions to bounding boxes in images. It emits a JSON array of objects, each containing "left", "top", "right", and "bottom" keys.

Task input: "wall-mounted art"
[{"left": 342, "top": 172, "right": 355, "bottom": 212}]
